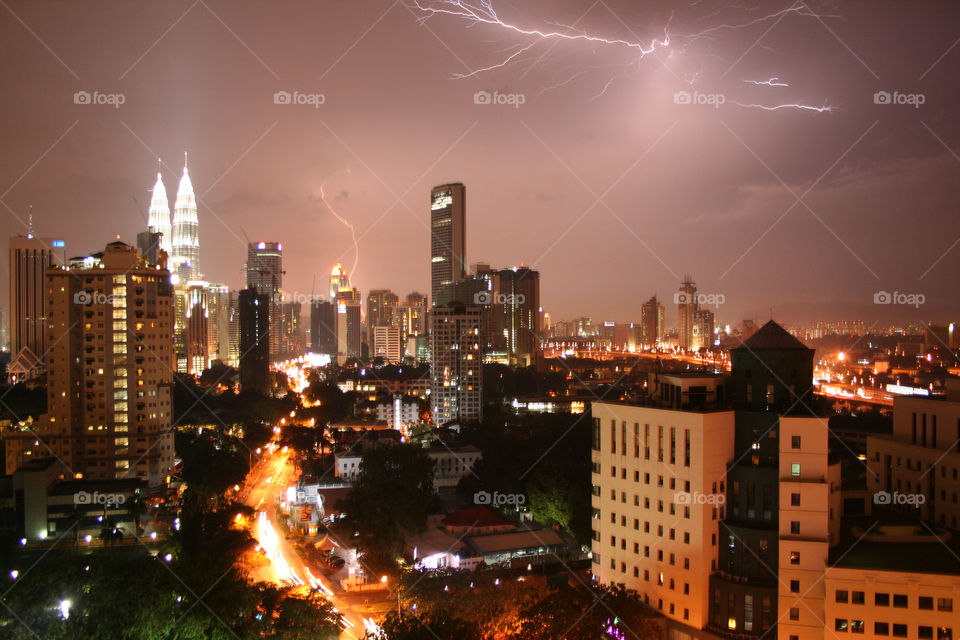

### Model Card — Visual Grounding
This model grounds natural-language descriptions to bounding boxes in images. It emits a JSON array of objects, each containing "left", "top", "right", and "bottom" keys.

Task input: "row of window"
[
  {"left": 835, "top": 620, "right": 952, "bottom": 639},
  {"left": 836, "top": 590, "right": 953, "bottom": 610}
]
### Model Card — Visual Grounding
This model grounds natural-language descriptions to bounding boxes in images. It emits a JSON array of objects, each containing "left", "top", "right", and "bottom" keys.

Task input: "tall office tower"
[
  {"left": 147, "top": 170, "right": 171, "bottom": 255},
  {"left": 430, "top": 183, "right": 466, "bottom": 306},
  {"left": 40, "top": 241, "right": 174, "bottom": 487},
  {"left": 429, "top": 302, "right": 483, "bottom": 425},
  {"left": 491, "top": 266, "right": 542, "bottom": 367},
  {"left": 205, "top": 283, "right": 231, "bottom": 363},
  {"left": 245, "top": 241, "right": 283, "bottom": 361},
  {"left": 225, "top": 290, "right": 240, "bottom": 367},
  {"left": 9, "top": 221, "right": 62, "bottom": 379},
  {"left": 171, "top": 156, "right": 199, "bottom": 282},
  {"left": 335, "top": 288, "right": 362, "bottom": 361},
  {"left": 641, "top": 295, "right": 664, "bottom": 346},
  {"left": 184, "top": 284, "right": 209, "bottom": 375},
  {"left": 676, "top": 278, "right": 698, "bottom": 350},
  {"left": 366, "top": 289, "right": 398, "bottom": 346},
  {"left": 691, "top": 309, "right": 715, "bottom": 351},
  {"left": 280, "top": 301, "right": 304, "bottom": 358},
  {"left": 136, "top": 230, "right": 162, "bottom": 265},
  {"left": 172, "top": 286, "right": 189, "bottom": 373},
  {"left": 406, "top": 292, "right": 427, "bottom": 335},
  {"left": 238, "top": 287, "right": 270, "bottom": 394},
  {"left": 329, "top": 263, "right": 350, "bottom": 300},
  {"left": 309, "top": 300, "right": 337, "bottom": 355},
  {"left": 373, "top": 325, "right": 402, "bottom": 364},
  {"left": 591, "top": 321, "right": 831, "bottom": 636}
]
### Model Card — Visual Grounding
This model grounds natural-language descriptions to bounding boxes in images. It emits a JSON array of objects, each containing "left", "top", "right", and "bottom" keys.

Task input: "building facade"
[
  {"left": 430, "top": 183, "right": 466, "bottom": 306},
  {"left": 429, "top": 302, "right": 483, "bottom": 424}
]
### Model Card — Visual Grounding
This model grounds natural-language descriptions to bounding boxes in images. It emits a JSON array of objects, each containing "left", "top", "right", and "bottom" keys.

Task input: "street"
[{"left": 240, "top": 449, "right": 381, "bottom": 639}]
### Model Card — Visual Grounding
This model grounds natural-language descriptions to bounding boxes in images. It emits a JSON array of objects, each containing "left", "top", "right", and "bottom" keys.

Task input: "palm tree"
[
  {"left": 99, "top": 517, "right": 124, "bottom": 545},
  {"left": 64, "top": 503, "right": 84, "bottom": 550},
  {"left": 127, "top": 490, "right": 147, "bottom": 536}
]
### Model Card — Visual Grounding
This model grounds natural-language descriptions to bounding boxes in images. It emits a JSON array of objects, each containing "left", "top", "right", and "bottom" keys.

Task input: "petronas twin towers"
[{"left": 147, "top": 154, "right": 199, "bottom": 281}]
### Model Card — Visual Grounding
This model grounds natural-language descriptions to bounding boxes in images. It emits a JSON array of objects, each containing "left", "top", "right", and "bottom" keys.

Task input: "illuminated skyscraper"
[
  {"left": 239, "top": 287, "right": 270, "bottom": 394},
  {"left": 430, "top": 183, "right": 466, "bottom": 306},
  {"left": 171, "top": 155, "right": 199, "bottom": 282},
  {"left": 329, "top": 263, "right": 349, "bottom": 301},
  {"left": 40, "top": 241, "right": 174, "bottom": 487},
  {"left": 245, "top": 242, "right": 283, "bottom": 360},
  {"left": 366, "top": 289, "right": 398, "bottom": 347},
  {"left": 677, "top": 278, "right": 697, "bottom": 350},
  {"left": 429, "top": 302, "right": 483, "bottom": 424},
  {"left": 641, "top": 295, "right": 664, "bottom": 346},
  {"left": 147, "top": 169, "right": 171, "bottom": 255},
  {"left": 9, "top": 219, "right": 62, "bottom": 378}
]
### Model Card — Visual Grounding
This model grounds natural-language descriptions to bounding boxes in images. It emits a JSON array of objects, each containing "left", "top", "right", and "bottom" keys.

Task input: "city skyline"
[{"left": 0, "top": 2, "right": 957, "bottom": 324}]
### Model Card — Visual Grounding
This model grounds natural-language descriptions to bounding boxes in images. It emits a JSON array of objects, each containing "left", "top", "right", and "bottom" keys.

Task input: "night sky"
[{"left": 1, "top": 1, "right": 958, "bottom": 326}]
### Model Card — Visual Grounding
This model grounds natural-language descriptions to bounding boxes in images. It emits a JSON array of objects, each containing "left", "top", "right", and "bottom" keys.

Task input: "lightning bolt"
[
  {"left": 319, "top": 183, "right": 359, "bottom": 281},
  {"left": 744, "top": 77, "right": 789, "bottom": 87},
  {"left": 414, "top": 0, "right": 838, "bottom": 113},
  {"left": 730, "top": 102, "right": 833, "bottom": 112}
]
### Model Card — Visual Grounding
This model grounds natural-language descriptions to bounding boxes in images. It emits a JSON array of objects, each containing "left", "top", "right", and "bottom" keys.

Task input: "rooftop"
[
  {"left": 735, "top": 320, "right": 811, "bottom": 351},
  {"left": 442, "top": 505, "right": 513, "bottom": 529}
]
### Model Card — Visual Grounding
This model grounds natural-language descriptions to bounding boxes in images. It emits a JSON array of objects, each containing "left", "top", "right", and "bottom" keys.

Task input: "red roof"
[{"left": 442, "top": 505, "right": 514, "bottom": 529}]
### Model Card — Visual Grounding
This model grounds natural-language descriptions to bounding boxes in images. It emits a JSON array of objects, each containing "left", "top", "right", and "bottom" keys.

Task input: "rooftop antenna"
[
  {"left": 184, "top": 151, "right": 188, "bottom": 172},
  {"left": 26, "top": 205, "right": 34, "bottom": 238}
]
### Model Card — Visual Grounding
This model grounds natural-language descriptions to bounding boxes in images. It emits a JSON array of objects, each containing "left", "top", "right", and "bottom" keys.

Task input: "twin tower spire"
[{"left": 147, "top": 153, "right": 199, "bottom": 281}]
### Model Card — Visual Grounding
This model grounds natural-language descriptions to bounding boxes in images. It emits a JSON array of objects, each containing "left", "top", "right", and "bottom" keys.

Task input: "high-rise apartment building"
[
  {"left": 373, "top": 325, "right": 403, "bottom": 364},
  {"left": 38, "top": 241, "right": 174, "bottom": 487},
  {"left": 366, "top": 289, "right": 399, "bottom": 346},
  {"left": 238, "top": 287, "right": 270, "bottom": 394},
  {"left": 429, "top": 302, "right": 483, "bottom": 424},
  {"left": 430, "top": 183, "right": 466, "bottom": 306},
  {"left": 245, "top": 241, "right": 283, "bottom": 361},
  {"left": 591, "top": 321, "right": 840, "bottom": 637}
]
